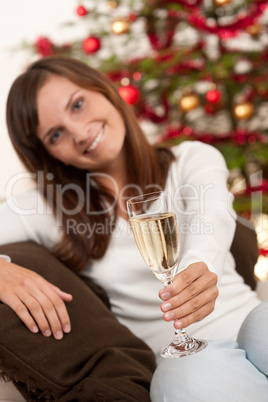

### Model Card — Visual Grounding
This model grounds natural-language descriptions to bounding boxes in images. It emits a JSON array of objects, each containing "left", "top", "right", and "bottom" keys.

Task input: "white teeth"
[{"left": 85, "top": 126, "right": 104, "bottom": 153}]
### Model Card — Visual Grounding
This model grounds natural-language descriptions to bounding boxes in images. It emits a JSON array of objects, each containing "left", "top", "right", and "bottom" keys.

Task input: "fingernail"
[
  {"left": 162, "top": 302, "right": 172, "bottom": 312},
  {"left": 164, "top": 311, "right": 174, "bottom": 320},
  {"left": 32, "top": 326, "right": 39, "bottom": 333},
  {"left": 160, "top": 291, "right": 170, "bottom": 301},
  {"left": 44, "top": 329, "right": 51, "bottom": 337},
  {"left": 55, "top": 331, "right": 63, "bottom": 340},
  {"left": 175, "top": 320, "right": 183, "bottom": 329},
  {"left": 63, "top": 324, "right": 71, "bottom": 333}
]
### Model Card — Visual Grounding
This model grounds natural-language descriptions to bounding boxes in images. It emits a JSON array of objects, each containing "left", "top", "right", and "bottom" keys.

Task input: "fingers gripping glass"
[{"left": 127, "top": 191, "right": 207, "bottom": 358}]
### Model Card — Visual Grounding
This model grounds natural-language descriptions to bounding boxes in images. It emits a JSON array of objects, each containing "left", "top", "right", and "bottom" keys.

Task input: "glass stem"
[
  {"left": 174, "top": 328, "right": 192, "bottom": 342},
  {"left": 163, "top": 278, "right": 193, "bottom": 343},
  {"left": 163, "top": 277, "right": 173, "bottom": 287}
]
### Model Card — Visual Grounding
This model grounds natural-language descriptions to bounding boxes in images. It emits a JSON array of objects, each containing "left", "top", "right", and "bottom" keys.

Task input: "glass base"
[{"left": 161, "top": 337, "right": 207, "bottom": 358}]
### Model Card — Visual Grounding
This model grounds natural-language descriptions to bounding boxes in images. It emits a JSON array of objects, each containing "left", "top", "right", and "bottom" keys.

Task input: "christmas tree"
[{"left": 23, "top": 0, "right": 268, "bottom": 278}]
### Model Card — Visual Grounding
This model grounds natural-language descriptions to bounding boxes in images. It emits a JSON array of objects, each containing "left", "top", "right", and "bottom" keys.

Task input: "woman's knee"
[
  {"left": 237, "top": 300, "right": 268, "bottom": 376},
  {"left": 150, "top": 340, "right": 268, "bottom": 402},
  {"left": 238, "top": 301, "right": 268, "bottom": 336}
]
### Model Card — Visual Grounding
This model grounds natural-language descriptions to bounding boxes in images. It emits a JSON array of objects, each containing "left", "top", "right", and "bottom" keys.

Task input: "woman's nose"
[
  {"left": 73, "top": 132, "right": 88, "bottom": 144},
  {"left": 68, "top": 124, "right": 88, "bottom": 144}
]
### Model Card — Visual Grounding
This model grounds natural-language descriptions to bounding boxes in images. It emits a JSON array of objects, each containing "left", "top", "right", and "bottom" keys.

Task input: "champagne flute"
[{"left": 127, "top": 191, "right": 207, "bottom": 358}]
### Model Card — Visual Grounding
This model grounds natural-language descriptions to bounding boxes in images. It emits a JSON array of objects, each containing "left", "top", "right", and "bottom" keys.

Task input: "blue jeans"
[{"left": 150, "top": 301, "right": 268, "bottom": 402}]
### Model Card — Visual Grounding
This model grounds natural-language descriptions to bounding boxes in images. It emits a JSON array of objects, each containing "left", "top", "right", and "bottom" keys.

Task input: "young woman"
[{"left": 0, "top": 56, "right": 267, "bottom": 401}]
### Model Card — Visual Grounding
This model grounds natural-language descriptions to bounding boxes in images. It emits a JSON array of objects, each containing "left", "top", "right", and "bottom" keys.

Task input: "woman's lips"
[{"left": 84, "top": 125, "right": 104, "bottom": 154}]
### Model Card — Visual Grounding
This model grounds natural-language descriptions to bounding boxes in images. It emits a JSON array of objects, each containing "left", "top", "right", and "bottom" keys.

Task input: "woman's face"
[{"left": 36, "top": 74, "right": 126, "bottom": 172}]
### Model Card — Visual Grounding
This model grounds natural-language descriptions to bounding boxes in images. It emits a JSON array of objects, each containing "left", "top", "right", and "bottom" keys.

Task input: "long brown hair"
[{"left": 6, "top": 56, "right": 175, "bottom": 271}]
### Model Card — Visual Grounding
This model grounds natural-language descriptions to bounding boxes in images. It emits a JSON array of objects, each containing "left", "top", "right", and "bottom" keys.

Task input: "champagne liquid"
[{"left": 130, "top": 212, "right": 179, "bottom": 275}]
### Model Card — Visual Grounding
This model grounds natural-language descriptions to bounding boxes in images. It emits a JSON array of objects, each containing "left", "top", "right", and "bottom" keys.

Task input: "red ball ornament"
[
  {"left": 82, "top": 37, "right": 101, "bottom": 54},
  {"left": 128, "top": 13, "right": 137, "bottom": 22},
  {"left": 76, "top": 6, "right": 88, "bottom": 16},
  {"left": 35, "top": 37, "right": 53, "bottom": 56},
  {"left": 204, "top": 102, "right": 221, "bottom": 115},
  {"left": 206, "top": 89, "right": 221, "bottom": 103},
  {"left": 119, "top": 85, "right": 140, "bottom": 105}
]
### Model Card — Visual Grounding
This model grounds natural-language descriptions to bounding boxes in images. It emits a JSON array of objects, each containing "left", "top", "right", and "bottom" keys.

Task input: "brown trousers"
[{"left": 0, "top": 242, "right": 156, "bottom": 402}]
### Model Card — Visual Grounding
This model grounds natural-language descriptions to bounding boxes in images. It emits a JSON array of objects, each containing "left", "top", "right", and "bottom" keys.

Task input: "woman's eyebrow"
[{"left": 65, "top": 89, "right": 80, "bottom": 111}]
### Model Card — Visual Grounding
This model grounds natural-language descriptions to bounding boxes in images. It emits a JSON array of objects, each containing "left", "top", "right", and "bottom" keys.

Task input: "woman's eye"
[
  {"left": 73, "top": 99, "right": 83, "bottom": 111},
  {"left": 50, "top": 130, "right": 62, "bottom": 144}
]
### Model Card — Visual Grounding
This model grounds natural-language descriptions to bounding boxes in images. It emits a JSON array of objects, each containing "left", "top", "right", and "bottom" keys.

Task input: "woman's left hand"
[{"left": 159, "top": 262, "right": 219, "bottom": 330}]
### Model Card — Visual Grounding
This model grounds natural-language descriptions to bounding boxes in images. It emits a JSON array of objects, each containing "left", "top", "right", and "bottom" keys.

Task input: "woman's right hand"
[{"left": 0, "top": 260, "right": 73, "bottom": 340}]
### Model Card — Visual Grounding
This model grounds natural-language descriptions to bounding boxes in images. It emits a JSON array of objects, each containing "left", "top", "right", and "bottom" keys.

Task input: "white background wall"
[{"left": 0, "top": 0, "right": 87, "bottom": 199}]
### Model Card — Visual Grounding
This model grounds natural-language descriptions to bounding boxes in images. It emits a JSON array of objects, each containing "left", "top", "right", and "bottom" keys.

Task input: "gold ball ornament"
[
  {"left": 107, "top": 0, "right": 119, "bottom": 8},
  {"left": 214, "top": 0, "right": 231, "bottom": 6},
  {"left": 246, "top": 24, "right": 261, "bottom": 37},
  {"left": 233, "top": 102, "right": 254, "bottom": 120},
  {"left": 112, "top": 19, "right": 130, "bottom": 35},
  {"left": 178, "top": 93, "right": 200, "bottom": 112}
]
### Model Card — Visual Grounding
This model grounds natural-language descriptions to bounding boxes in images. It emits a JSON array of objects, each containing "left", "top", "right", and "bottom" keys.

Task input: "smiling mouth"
[{"left": 84, "top": 125, "right": 104, "bottom": 154}]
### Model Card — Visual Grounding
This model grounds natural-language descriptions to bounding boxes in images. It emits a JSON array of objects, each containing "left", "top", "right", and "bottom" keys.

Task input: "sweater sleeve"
[
  {"left": 170, "top": 141, "right": 236, "bottom": 281},
  {"left": 0, "top": 188, "right": 62, "bottom": 250}
]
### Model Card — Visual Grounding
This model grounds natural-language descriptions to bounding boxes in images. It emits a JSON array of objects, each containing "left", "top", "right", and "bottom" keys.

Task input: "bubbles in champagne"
[{"left": 130, "top": 212, "right": 179, "bottom": 275}]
